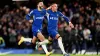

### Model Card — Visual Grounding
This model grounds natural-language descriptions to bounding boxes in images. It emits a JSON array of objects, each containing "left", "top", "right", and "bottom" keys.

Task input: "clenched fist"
[{"left": 69, "top": 22, "right": 74, "bottom": 28}]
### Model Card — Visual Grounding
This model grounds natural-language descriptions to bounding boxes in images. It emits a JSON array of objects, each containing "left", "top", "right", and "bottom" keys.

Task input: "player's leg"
[
  {"left": 55, "top": 34, "right": 67, "bottom": 54},
  {"left": 18, "top": 29, "right": 36, "bottom": 45},
  {"left": 37, "top": 32, "right": 49, "bottom": 45},
  {"left": 48, "top": 36, "right": 53, "bottom": 44},
  {"left": 18, "top": 28, "right": 48, "bottom": 45},
  {"left": 31, "top": 36, "right": 37, "bottom": 44},
  {"left": 37, "top": 32, "right": 51, "bottom": 56},
  {"left": 48, "top": 36, "right": 55, "bottom": 53},
  {"left": 48, "top": 30, "right": 67, "bottom": 55},
  {"left": 18, "top": 36, "right": 36, "bottom": 45},
  {"left": 56, "top": 34, "right": 69, "bottom": 56},
  {"left": 33, "top": 29, "right": 50, "bottom": 54}
]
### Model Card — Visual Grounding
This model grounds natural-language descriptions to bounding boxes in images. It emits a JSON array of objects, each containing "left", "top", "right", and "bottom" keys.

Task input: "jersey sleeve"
[
  {"left": 44, "top": 10, "right": 49, "bottom": 19},
  {"left": 26, "top": 10, "right": 34, "bottom": 20},
  {"left": 44, "top": 9, "right": 47, "bottom": 15},
  {"left": 58, "top": 11, "right": 70, "bottom": 24}
]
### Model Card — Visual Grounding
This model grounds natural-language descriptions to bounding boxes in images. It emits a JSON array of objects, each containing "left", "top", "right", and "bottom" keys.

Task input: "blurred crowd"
[{"left": 0, "top": 0, "right": 100, "bottom": 54}]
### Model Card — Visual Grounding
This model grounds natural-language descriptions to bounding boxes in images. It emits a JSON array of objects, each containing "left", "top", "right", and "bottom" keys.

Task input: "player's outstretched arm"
[
  {"left": 59, "top": 12, "right": 74, "bottom": 28},
  {"left": 59, "top": 12, "right": 69, "bottom": 23}
]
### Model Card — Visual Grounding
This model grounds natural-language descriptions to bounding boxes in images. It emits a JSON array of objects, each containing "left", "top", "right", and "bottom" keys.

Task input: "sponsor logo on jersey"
[
  {"left": 50, "top": 17, "right": 58, "bottom": 20},
  {"left": 36, "top": 17, "right": 44, "bottom": 19}
]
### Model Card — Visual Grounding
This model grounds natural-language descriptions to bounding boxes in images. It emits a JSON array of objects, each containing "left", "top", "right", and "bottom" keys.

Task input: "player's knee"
[
  {"left": 55, "top": 34, "right": 61, "bottom": 39},
  {"left": 39, "top": 38, "right": 45, "bottom": 42},
  {"left": 32, "top": 37, "right": 37, "bottom": 44},
  {"left": 58, "top": 36, "right": 62, "bottom": 40},
  {"left": 32, "top": 39, "right": 36, "bottom": 44},
  {"left": 56, "top": 35, "right": 62, "bottom": 40},
  {"left": 37, "top": 33, "right": 45, "bottom": 41}
]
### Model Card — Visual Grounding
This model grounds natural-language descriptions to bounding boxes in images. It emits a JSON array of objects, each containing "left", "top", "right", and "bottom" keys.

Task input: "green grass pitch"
[{"left": 0, "top": 54, "right": 100, "bottom": 56}]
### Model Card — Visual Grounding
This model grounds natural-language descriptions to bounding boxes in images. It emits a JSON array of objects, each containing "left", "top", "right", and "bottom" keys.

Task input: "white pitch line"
[{"left": 0, "top": 51, "right": 13, "bottom": 55}]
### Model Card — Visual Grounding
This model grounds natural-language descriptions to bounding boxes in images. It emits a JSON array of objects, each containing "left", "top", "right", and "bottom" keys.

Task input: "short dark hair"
[
  {"left": 52, "top": 3, "right": 57, "bottom": 5},
  {"left": 51, "top": 2, "right": 58, "bottom": 5},
  {"left": 50, "top": 2, "right": 59, "bottom": 7},
  {"left": 37, "top": 0, "right": 43, "bottom": 2},
  {"left": 36, "top": 0, "right": 43, "bottom": 5}
]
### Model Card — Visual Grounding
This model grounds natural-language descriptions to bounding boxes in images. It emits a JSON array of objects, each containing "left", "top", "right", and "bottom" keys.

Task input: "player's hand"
[
  {"left": 46, "top": 6, "right": 51, "bottom": 10},
  {"left": 69, "top": 22, "right": 74, "bottom": 28},
  {"left": 29, "top": 20, "right": 33, "bottom": 23}
]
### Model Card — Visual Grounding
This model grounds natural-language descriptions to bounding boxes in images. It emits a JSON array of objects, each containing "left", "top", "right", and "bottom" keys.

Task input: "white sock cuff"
[
  {"left": 23, "top": 38, "right": 32, "bottom": 43},
  {"left": 39, "top": 39, "right": 49, "bottom": 45},
  {"left": 44, "top": 39, "right": 49, "bottom": 43},
  {"left": 58, "top": 37, "right": 62, "bottom": 41}
]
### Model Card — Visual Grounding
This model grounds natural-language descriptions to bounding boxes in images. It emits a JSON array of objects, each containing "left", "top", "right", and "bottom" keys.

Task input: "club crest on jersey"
[{"left": 57, "top": 14, "right": 59, "bottom": 17}]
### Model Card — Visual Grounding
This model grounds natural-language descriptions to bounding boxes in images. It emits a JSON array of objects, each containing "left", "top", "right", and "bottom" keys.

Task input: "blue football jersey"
[
  {"left": 26, "top": 9, "right": 46, "bottom": 30},
  {"left": 46, "top": 9, "right": 69, "bottom": 30}
]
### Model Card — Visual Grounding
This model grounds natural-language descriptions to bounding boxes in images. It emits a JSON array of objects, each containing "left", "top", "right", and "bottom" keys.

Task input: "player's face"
[
  {"left": 38, "top": 2, "right": 44, "bottom": 9},
  {"left": 51, "top": 4, "right": 58, "bottom": 12}
]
